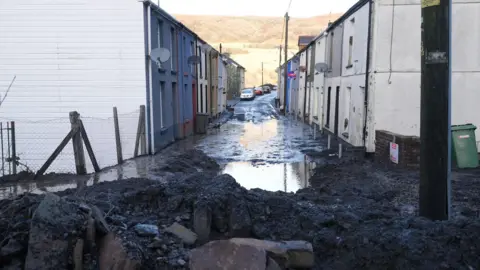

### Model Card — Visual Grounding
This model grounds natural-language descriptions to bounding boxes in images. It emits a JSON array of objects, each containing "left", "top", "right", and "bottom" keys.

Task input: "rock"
[
  {"left": 229, "top": 238, "right": 314, "bottom": 268},
  {"left": 229, "top": 201, "right": 252, "bottom": 237},
  {"left": 134, "top": 224, "right": 159, "bottom": 237},
  {"left": 98, "top": 232, "right": 141, "bottom": 270},
  {"left": 73, "top": 239, "right": 84, "bottom": 270},
  {"left": 193, "top": 203, "right": 212, "bottom": 243},
  {"left": 266, "top": 256, "right": 282, "bottom": 270},
  {"left": 189, "top": 239, "right": 267, "bottom": 270},
  {"left": 91, "top": 205, "right": 110, "bottom": 235},
  {"left": 165, "top": 222, "right": 198, "bottom": 245},
  {"left": 24, "top": 193, "right": 88, "bottom": 270},
  {"left": 148, "top": 238, "right": 164, "bottom": 249},
  {"left": 0, "top": 238, "right": 24, "bottom": 257}
]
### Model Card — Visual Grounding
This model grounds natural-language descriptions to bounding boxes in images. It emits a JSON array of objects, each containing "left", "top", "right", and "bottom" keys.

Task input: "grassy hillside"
[{"left": 174, "top": 14, "right": 342, "bottom": 86}]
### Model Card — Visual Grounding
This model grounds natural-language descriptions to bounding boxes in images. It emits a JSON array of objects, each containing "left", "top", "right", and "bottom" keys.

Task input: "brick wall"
[{"left": 375, "top": 130, "right": 421, "bottom": 168}]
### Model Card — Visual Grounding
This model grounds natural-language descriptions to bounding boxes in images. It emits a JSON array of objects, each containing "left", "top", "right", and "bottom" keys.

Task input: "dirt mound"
[{"left": 1, "top": 150, "right": 479, "bottom": 269}]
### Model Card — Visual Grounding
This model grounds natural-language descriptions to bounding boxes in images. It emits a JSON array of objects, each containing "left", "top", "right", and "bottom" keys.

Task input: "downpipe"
[{"left": 362, "top": 0, "right": 374, "bottom": 152}]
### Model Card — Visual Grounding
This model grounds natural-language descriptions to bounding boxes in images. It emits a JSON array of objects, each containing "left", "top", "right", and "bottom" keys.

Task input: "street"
[{"left": 0, "top": 91, "right": 323, "bottom": 198}]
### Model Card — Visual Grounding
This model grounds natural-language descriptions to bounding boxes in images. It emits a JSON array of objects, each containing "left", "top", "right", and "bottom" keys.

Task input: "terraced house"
[
  {"left": 278, "top": 0, "right": 480, "bottom": 166},
  {"left": 0, "top": 0, "right": 244, "bottom": 173}
]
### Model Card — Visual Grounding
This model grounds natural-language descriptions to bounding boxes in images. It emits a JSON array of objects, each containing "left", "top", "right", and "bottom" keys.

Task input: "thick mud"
[{"left": 1, "top": 150, "right": 479, "bottom": 269}]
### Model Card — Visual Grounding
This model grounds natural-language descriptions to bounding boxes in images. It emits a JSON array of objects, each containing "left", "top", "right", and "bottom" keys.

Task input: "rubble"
[{"left": 0, "top": 149, "right": 479, "bottom": 269}]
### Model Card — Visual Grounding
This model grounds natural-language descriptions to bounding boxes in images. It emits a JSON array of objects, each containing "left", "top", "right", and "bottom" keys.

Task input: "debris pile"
[{"left": 0, "top": 150, "right": 479, "bottom": 269}]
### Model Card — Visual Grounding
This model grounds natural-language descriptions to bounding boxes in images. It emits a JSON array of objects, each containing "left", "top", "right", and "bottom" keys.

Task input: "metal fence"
[{"left": 0, "top": 121, "right": 16, "bottom": 176}]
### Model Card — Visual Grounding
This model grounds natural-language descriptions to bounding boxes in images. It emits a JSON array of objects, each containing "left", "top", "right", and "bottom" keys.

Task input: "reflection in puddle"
[
  {"left": 0, "top": 156, "right": 318, "bottom": 199},
  {"left": 220, "top": 159, "right": 316, "bottom": 193}
]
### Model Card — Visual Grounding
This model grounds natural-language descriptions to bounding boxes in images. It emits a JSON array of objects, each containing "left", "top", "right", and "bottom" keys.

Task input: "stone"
[
  {"left": 134, "top": 224, "right": 159, "bottom": 237},
  {"left": 0, "top": 238, "right": 24, "bottom": 258},
  {"left": 73, "top": 239, "right": 84, "bottom": 270},
  {"left": 229, "top": 201, "right": 252, "bottom": 237},
  {"left": 266, "top": 256, "right": 283, "bottom": 270},
  {"left": 165, "top": 222, "right": 198, "bottom": 245},
  {"left": 98, "top": 232, "right": 140, "bottom": 270},
  {"left": 189, "top": 239, "right": 267, "bottom": 270},
  {"left": 148, "top": 238, "right": 164, "bottom": 249},
  {"left": 24, "top": 193, "right": 88, "bottom": 270},
  {"left": 229, "top": 238, "right": 314, "bottom": 268},
  {"left": 193, "top": 204, "right": 212, "bottom": 243},
  {"left": 91, "top": 205, "right": 110, "bottom": 235}
]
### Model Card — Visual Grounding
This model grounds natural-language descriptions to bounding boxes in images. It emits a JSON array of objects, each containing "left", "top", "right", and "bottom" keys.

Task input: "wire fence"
[{"left": 0, "top": 107, "right": 142, "bottom": 176}]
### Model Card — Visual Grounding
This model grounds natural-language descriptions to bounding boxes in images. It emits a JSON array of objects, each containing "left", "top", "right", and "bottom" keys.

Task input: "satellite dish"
[
  {"left": 150, "top": 48, "right": 171, "bottom": 65},
  {"left": 315, "top": 63, "right": 329, "bottom": 72},
  {"left": 187, "top": 55, "right": 201, "bottom": 65}
]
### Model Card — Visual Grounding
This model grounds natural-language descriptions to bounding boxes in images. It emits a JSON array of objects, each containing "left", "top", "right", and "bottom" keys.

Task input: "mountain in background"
[{"left": 174, "top": 13, "right": 342, "bottom": 87}]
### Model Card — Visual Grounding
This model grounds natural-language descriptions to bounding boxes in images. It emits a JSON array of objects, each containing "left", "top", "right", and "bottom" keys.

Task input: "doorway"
[
  {"left": 334, "top": 86, "right": 340, "bottom": 135},
  {"left": 172, "top": 82, "right": 178, "bottom": 136},
  {"left": 326, "top": 86, "right": 331, "bottom": 127}
]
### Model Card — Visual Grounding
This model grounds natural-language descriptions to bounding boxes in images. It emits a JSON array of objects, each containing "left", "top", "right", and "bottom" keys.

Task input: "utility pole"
[
  {"left": 419, "top": 0, "right": 452, "bottom": 220},
  {"left": 219, "top": 43, "right": 222, "bottom": 54},
  {"left": 261, "top": 62, "right": 264, "bottom": 86},
  {"left": 283, "top": 12, "right": 289, "bottom": 115}
]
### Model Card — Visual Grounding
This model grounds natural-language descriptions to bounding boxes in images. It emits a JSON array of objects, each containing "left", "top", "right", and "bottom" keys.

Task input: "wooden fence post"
[
  {"left": 134, "top": 105, "right": 147, "bottom": 157},
  {"left": 10, "top": 121, "right": 16, "bottom": 174},
  {"left": 70, "top": 111, "right": 87, "bottom": 175},
  {"left": 113, "top": 107, "right": 123, "bottom": 164}
]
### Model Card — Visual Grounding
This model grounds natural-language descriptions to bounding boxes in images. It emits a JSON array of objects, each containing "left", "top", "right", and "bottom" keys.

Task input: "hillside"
[{"left": 174, "top": 14, "right": 342, "bottom": 86}]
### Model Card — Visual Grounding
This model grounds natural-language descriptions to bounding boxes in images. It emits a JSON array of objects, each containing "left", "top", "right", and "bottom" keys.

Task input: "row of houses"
[
  {"left": 0, "top": 0, "right": 245, "bottom": 173},
  {"left": 278, "top": 0, "right": 480, "bottom": 167}
]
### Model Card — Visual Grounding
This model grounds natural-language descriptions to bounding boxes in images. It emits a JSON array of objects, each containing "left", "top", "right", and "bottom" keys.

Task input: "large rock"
[
  {"left": 230, "top": 238, "right": 314, "bottom": 268},
  {"left": 189, "top": 239, "right": 268, "bottom": 270},
  {"left": 24, "top": 193, "right": 88, "bottom": 270},
  {"left": 98, "top": 233, "right": 141, "bottom": 270}
]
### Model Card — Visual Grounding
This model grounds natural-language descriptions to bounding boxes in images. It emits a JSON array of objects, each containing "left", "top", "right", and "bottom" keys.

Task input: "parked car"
[
  {"left": 240, "top": 88, "right": 255, "bottom": 100},
  {"left": 262, "top": 85, "right": 271, "bottom": 93},
  {"left": 254, "top": 86, "right": 264, "bottom": 95},
  {"left": 273, "top": 85, "right": 278, "bottom": 91}
]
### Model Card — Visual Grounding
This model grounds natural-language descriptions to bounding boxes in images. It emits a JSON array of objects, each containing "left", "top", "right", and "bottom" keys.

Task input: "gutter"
[
  {"left": 144, "top": 3, "right": 155, "bottom": 154},
  {"left": 362, "top": 0, "right": 373, "bottom": 148}
]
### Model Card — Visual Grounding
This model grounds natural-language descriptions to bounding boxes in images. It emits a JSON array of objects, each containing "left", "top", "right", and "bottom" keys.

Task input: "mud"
[{"left": 1, "top": 149, "right": 479, "bottom": 269}]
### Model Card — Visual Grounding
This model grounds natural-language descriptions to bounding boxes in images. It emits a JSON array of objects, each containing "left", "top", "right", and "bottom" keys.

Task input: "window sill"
[
  {"left": 342, "top": 132, "right": 349, "bottom": 139},
  {"left": 158, "top": 68, "right": 166, "bottom": 73},
  {"left": 160, "top": 127, "right": 169, "bottom": 135},
  {"left": 325, "top": 124, "right": 330, "bottom": 128},
  {"left": 346, "top": 64, "right": 353, "bottom": 69},
  {"left": 171, "top": 71, "right": 178, "bottom": 75},
  {"left": 313, "top": 116, "right": 318, "bottom": 120}
]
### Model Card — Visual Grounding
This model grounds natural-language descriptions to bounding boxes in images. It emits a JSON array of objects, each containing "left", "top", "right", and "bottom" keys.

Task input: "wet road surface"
[{"left": 0, "top": 91, "right": 323, "bottom": 198}]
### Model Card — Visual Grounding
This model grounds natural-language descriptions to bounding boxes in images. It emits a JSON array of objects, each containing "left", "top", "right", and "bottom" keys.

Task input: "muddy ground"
[{"left": 1, "top": 149, "right": 479, "bottom": 269}]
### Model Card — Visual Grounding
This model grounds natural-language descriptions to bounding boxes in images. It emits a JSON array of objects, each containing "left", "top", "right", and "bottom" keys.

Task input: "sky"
[{"left": 157, "top": 0, "right": 358, "bottom": 18}]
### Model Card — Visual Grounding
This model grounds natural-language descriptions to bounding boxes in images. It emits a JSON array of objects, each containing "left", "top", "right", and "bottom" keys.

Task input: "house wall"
[
  {"left": 339, "top": 3, "right": 370, "bottom": 147},
  {"left": 370, "top": 0, "right": 480, "bottom": 152},
  {"left": 306, "top": 45, "right": 314, "bottom": 124},
  {"left": 148, "top": 8, "right": 180, "bottom": 152},
  {"left": 0, "top": 0, "right": 146, "bottom": 172},
  {"left": 298, "top": 51, "right": 307, "bottom": 119},
  {"left": 218, "top": 59, "right": 227, "bottom": 113},
  {"left": 313, "top": 35, "right": 327, "bottom": 127},
  {"left": 209, "top": 51, "right": 219, "bottom": 117},
  {"left": 196, "top": 42, "right": 208, "bottom": 114},
  {"left": 179, "top": 29, "right": 196, "bottom": 138},
  {"left": 239, "top": 68, "right": 245, "bottom": 91}
]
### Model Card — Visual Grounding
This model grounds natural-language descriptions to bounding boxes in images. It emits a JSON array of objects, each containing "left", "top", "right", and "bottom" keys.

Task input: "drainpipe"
[
  {"left": 362, "top": 0, "right": 374, "bottom": 151},
  {"left": 145, "top": 3, "right": 155, "bottom": 154},
  {"left": 303, "top": 50, "right": 309, "bottom": 123}
]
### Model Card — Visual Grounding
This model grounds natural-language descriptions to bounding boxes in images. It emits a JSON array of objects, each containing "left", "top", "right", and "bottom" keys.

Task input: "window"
[
  {"left": 190, "top": 41, "right": 195, "bottom": 73},
  {"left": 204, "top": 52, "right": 208, "bottom": 79},
  {"left": 347, "top": 36, "right": 353, "bottom": 67},
  {"left": 328, "top": 32, "right": 334, "bottom": 71},
  {"left": 157, "top": 20, "right": 164, "bottom": 68},
  {"left": 198, "top": 47, "right": 203, "bottom": 78},
  {"left": 160, "top": 81, "right": 166, "bottom": 128},
  {"left": 170, "top": 27, "right": 176, "bottom": 70}
]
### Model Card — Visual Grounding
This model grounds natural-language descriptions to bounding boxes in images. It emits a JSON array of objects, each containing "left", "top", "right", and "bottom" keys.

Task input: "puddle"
[{"left": 220, "top": 160, "right": 317, "bottom": 193}]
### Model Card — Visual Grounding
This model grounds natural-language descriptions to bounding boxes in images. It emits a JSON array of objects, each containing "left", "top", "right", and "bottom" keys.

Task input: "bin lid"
[{"left": 451, "top": 123, "right": 477, "bottom": 131}]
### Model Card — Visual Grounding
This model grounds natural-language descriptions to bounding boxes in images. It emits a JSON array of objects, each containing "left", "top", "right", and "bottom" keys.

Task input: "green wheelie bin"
[{"left": 451, "top": 124, "right": 479, "bottom": 168}]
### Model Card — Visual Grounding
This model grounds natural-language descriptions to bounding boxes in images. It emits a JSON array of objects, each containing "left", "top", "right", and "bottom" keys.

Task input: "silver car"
[{"left": 240, "top": 88, "right": 255, "bottom": 100}]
